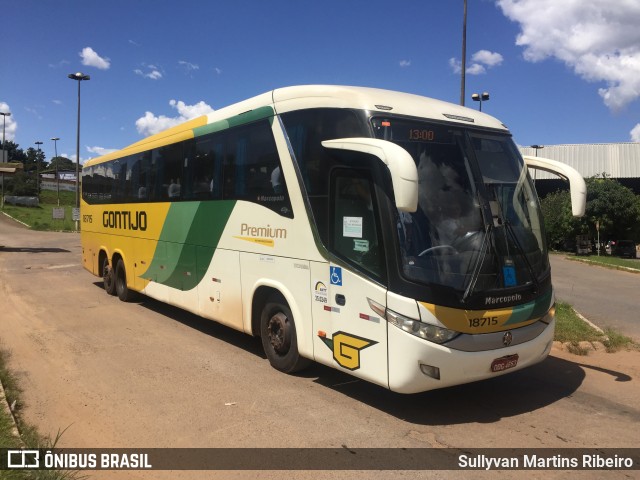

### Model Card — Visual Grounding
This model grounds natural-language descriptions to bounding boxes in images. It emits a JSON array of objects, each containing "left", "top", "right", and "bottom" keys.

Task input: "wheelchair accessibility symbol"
[{"left": 330, "top": 266, "right": 342, "bottom": 286}]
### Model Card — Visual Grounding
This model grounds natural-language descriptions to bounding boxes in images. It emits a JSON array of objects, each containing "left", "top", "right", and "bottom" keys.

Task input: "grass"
[
  {"left": 1, "top": 190, "right": 78, "bottom": 232},
  {"left": 0, "top": 347, "right": 41, "bottom": 448},
  {"left": 554, "top": 301, "right": 639, "bottom": 354},
  {"left": 570, "top": 254, "right": 640, "bottom": 272},
  {"left": 0, "top": 346, "right": 83, "bottom": 479}
]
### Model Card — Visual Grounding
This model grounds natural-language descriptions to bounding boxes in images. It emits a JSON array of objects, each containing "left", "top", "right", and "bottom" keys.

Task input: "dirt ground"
[{"left": 1, "top": 213, "right": 639, "bottom": 479}]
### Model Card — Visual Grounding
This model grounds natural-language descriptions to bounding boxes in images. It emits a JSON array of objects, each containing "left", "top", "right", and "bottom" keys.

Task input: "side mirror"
[
  {"left": 523, "top": 155, "right": 587, "bottom": 217},
  {"left": 321, "top": 138, "right": 418, "bottom": 212}
]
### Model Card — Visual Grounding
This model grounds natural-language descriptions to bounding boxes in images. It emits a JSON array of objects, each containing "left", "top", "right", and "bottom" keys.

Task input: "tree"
[
  {"left": 584, "top": 176, "right": 640, "bottom": 241},
  {"left": 24, "top": 147, "right": 48, "bottom": 175},
  {"left": 6, "top": 171, "right": 38, "bottom": 196},
  {"left": 540, "top": 175, "right": 640, "bottom": 248},
  {"left": 0, "top": 140, "right": 27, "bottom": 164},
  {"left": 48, "top": 156, "right": 75, "bottom": 172},
  {"left": 540, "top": 189, "right": 580, "bottom": 249}
]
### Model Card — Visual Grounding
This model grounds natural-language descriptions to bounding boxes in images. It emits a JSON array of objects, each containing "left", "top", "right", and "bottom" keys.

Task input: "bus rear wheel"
[
  {"left": 115, "top": 259, "right": 134, "bottom": 302},
  {"left": 260, "top": 294, "right": 310, "bottom": 374},
  {"left": 103, "top": 257, "right": 116, "bottom": 296}
]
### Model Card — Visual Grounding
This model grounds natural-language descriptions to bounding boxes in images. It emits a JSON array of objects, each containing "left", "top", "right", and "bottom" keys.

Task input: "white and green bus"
[{"left": 81, "top": 85, "right": 585, "bottom": 393}]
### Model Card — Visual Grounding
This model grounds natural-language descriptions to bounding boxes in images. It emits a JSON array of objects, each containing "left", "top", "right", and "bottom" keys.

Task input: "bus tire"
[
  {"left": 115, "top": 258, "right": 134, "bottom": 302},
  {"left": 103, "top": 257, "right": 117, "bottom": 296},
  {"left": 260, "top": 293, "right": 310, "bottom": 374}
]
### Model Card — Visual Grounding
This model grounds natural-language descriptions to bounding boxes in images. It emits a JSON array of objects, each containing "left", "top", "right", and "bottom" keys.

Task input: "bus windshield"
[{"left": 372, "top": 118, "right": 547, "bottom": 294}]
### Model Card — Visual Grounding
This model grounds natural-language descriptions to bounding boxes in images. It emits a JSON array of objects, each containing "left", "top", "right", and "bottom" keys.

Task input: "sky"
[{"left": 2, "top": 0, "right": 640, "bottom": 165}]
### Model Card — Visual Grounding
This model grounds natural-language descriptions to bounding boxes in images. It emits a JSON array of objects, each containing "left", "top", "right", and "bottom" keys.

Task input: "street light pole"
[
  {"left": 68, "top": 72, "right": 90, "bottom": 229},
  {"left": 530, "top": 145, "right": 544, "bottom": 183},
  {"left": 1, "top": 112, "right": 10, "bottom": 210},
  {"left": 471, "top": 92, "right": 490, "bottom": 111},
  {"left": 51, "top": 137, "right": 60, "bottom": 205},
  {"left": 530, "top": 145, "right": 544, "bottom": 157},
  {"left": 460, "top": 0, "right": 467, "bottom": 106},
  {"left": 35, "top": 141, "right": 43, "bottom": 194},
  {"left": 1, "top": 112, "right": 10, "bottom": 162}
]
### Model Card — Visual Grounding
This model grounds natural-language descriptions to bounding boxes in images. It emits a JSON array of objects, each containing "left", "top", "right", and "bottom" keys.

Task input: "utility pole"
[{"left": 460, "top": 0, "right": 467, "bottom": 106}]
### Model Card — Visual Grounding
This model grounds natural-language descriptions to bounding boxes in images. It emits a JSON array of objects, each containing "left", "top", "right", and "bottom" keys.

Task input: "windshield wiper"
[
  {"left": 487, "top": 184, "right": 539, "bottom": 293},
  {"left": 504, "top": 220, "right": 539, "bottom": 293},
  {"left": 461, "top": 222, "right": 492, "bottom": 303},
  {"left": 461, "top": 190, "right": 497, "bottom": 303}
]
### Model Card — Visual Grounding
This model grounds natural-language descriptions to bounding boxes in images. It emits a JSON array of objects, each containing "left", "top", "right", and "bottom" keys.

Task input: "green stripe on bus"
[
  {"left": 193, "top": 106, "right": 274, "bottom": 137},
  {"left": 139, "top": 201, "right": 236, "bottom": 290},
  {"left": 503, "top": 288, "right": 552, "bottom": 325}
]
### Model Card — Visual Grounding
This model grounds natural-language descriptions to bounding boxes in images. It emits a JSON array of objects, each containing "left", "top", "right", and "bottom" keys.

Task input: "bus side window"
[
  {"left": 193, "top": 135, "right": 223, "bottom": 200},
  {"left": 223, "top": 119, "right": 293, "bottom": 217},
  {"left": 160, "top": 142, "right": 183, "bottom": 201},
  {"left": 330, "top": 171, "right": 384, "bottom": 278}
]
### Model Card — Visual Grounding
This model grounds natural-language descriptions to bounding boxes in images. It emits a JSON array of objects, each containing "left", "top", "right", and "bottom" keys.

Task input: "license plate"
[{"left": 490, "top": 354, "right": 519, "bottom": 373}]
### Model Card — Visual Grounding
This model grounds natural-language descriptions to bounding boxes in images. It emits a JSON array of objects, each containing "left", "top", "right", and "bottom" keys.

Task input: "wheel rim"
[
  {"left": 267, "top": 312, "right": 290, "bottom": 354},
  {"left": 116, "top": 266, "right": 125, "bottom": 292},
  {"left": 103, "top": 261, "right": 113, "bottom": 289}
]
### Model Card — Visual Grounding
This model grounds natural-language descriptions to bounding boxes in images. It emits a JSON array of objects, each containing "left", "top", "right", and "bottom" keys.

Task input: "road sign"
[
  {"left": 52, "top": 207, "right": 65, "bottom": 220},
  {"left": 72, "top": 207, "right": 80, "bottom": 221}
]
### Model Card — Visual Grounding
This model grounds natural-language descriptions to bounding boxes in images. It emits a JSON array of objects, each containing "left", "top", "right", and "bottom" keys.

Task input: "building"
[{"left": 520, "top": 143, "right": 640, "bottom": 198}]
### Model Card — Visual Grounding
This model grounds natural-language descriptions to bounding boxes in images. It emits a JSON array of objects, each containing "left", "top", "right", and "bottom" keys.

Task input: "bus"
[{"left": 81, "top": 85, "right": 586, "bottom": 394}]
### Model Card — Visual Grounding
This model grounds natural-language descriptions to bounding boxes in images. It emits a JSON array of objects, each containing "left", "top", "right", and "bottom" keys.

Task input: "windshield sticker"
[
  {"left": 343, "top": 217, "right": 363, "bottom": 238},
  {"left": 353, "top": 239, "right": 369, "bottom": 252},
  {"left": 503, "top": 265, "right": 517, "bottom": 287}
]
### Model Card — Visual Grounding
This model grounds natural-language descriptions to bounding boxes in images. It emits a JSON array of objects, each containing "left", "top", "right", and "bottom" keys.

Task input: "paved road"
[
  {"left": 550, "top": 254, "right": 640, "bottom": 341},
  {"left": 1, "top": 214, "right": 639, "bottom": 479}
]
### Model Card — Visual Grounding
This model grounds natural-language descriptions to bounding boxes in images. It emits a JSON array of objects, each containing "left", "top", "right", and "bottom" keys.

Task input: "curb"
[
  {"left": 568, "top": 256, "right": 640, "bottom": 274},
  {"left": 1, "top": 211, "right": 31, "bottom": 228},
  {"left": 572, "top": 308, "right": 606, "bottom": 335}
]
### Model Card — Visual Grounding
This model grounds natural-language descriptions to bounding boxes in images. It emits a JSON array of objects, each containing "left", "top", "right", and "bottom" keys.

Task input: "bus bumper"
[{"left": 387, "top": 318, "right": 555, "bottom": 394}]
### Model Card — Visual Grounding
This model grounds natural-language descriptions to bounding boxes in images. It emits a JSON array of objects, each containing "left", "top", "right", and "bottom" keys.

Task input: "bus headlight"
[
  {"left": 540, "top": 304, "right": 556, "bottom": 325},
  {"left": 386, "top": 309, "right": 459, "bottom": 344}
]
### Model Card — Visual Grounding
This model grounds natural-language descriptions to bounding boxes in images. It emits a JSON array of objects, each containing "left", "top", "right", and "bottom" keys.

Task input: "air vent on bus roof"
[{"left": 443, "top": 113, "right": 475, "bottom": 123}]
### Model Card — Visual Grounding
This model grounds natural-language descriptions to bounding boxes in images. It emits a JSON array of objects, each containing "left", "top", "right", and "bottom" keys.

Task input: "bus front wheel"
[
  {"left": 115, "top": 259, "right": 134, "bottom": 302},
  {"left": 103, "top": 257, "right": 116, "bottom": 296},
  {"left": 260, "top": 294, "right": 310, "bottom": 374}
]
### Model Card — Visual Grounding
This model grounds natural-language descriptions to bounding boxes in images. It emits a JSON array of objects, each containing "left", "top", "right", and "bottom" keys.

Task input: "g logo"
[{"left": 320, "top": 331, "right": 377, "bottom": 371}]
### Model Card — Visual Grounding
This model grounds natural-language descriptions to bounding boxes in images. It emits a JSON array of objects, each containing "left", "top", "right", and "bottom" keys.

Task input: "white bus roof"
[
  {"left": 85, "top": 85, "right": 509, "bottom": 167},
  {"left": 271, "top": 85, "right": 508, "bottom": 131}
]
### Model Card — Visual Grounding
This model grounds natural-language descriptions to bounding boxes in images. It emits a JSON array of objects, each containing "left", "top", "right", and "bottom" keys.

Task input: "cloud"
[
  {"left": 87, "top": 146, "right": 118, "bottom": 157},
  {"left": 134, "top": 64, "right": 163, "bottom": 80},
  {"left": 496, "top": 0, "right": 640, "bottom": 111},
  {"left": 48, "top": 59, "right": 70, "bottom": 69},
  {"left": 466, "top": 63, "right": 486, "bottom": 75},
  {"left": 135, "top": 99, "right": 215, "bottom": 137},
  {"left": 80, "top": 47, "right": 111, "bottom": 70},
  {"left": 399, "top": 60, "right": 411, "bottom": 68},
  {"left": 179, "top": 60, "right": 200, "bottom": 73},
  {"left": 0, "top": 102, "right": 17, "bottom": 142},
  {"left": 449, "top": 50, "right": 503, "bottom": 75},
  {"left": 471, "top": 50, "right": 504, "bottom": 67},
  {"left": 631, "top": 124, "right": 640, "bottom": 142},
  {"left": 25, "top": 106, "right": 43, "bottom": 120}
]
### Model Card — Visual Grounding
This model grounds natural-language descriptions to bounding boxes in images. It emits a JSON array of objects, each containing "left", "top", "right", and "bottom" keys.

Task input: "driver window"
[{"left": 330, "top": 170, "right": 384, "bottom": 278}]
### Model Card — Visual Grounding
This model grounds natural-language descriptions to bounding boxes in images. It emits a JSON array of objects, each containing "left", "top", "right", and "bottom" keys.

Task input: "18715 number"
[{"left": 468, "top": 316, "right": 498, "bottom": 328}]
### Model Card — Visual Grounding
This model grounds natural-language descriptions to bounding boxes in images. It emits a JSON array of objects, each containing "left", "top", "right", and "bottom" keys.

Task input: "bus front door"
[{"left": 311, "top": 169, "right": 389, "bottom": 389}]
